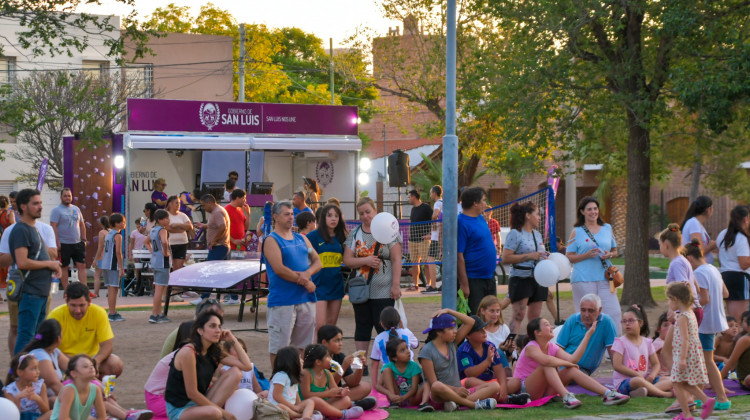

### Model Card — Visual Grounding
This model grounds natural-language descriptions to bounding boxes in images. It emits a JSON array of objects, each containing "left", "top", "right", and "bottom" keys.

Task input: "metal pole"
[
  {"left": 442, "top": 0, "right": 458, "bottom": 310},
  {"left": 238, "top": 23, "right": 245, "bottom": 102},
  {"left": 330, "top": 38, "right": 335, "bottom": 105}
]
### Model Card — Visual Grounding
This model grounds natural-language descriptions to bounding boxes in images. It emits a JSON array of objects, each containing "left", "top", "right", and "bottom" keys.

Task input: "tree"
[
  {"left": 483, "top": 0, "right": 750, "bottom": 306},
  {"left": 0, "top": 70, "right": 153, "bottom": 189},
  {"left": 141, "top": 4, "right": 378, "bottom": 122},
  {"left": 410, "top": 151, "right": 486, "bottom": 201}
]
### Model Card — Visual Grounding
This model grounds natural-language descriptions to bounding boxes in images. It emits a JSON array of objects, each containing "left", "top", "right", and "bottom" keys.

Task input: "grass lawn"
[
  {"left": 611, "top": 255, "right": 670, "bottom": 270},
  {"left": 386, "top": 394, "right": 750, "bottom": 419}
]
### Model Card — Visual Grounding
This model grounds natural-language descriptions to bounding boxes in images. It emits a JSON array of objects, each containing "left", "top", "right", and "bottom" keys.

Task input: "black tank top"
[{"left": 164, "top": 344, "right": 219, "bottom": 408}]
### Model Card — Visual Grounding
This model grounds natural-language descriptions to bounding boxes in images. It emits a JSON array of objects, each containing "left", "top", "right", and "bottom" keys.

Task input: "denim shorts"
[
  {"left": 165, "top": 400, "right": 197, "bottom": 420},
  {"left": 616, "top": 376, "right": 660, "bottom": 394},
  {"left": 153, "top": 268, "right": 170, "bottom": 286},
  {"left": 699, "top": 332, "right": 715, "bottom": 351}
]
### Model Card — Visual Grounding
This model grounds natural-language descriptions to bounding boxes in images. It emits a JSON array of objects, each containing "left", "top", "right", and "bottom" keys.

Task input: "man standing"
[
  {"left": 0, "top": 212, "right": 57, "bottom": 355},
  {"left": 292, "top": 191, "right": 313, "bottom": 220},
  {"left": 48, "top": 282, "right": 123, "bottom": 378},
  {"left": 223, "top": 189, "right": 251, "bottom": 304},
  {"left": 50, "top": 188, "right": 86, "bottom": 290},
  {"left": 456, "top": 187, "right": 497, "bottom": 315},
  {"left": 556, "top": 293, "right": 617, "bottom": 375},
  {"left": 193, "top": 195, "right": 231, "bottom": 302},
  {"left": 8, "top": 190, "right": 20, "bottom": 221},
  {"left": 8, "top": 188, "right": 61, "bottom": 354},
  {"left": 407, "top": 190, "right": 435, "bottom": 293},
  {"left": 426, "top": 185, "right": 443, "bottom": 290},
  {"left": 264, "top": 201, "right": 321, "bottom": 366},
  {"left": 223, "top": 178, "right": 236, "bottom": 203}
]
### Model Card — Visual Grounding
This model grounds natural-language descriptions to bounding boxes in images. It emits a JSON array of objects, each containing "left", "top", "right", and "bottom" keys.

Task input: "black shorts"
[
  {"left": 60, "top": 242, "right": 86, "bottom": 267},
  {"left": 170, "top": 244, "right": 188, "bottom": 260},
  {"left": 352, "top": 298, "right": 395, "bottom": 342},
  {"left": 428, "top": 241, "right": 441, "bottom": 259},
  {"left": 508, "top": 275, "right": 548, "bottom": 304},
  {"left": 722, "top": 271, "right": 750, "bottom": 301}
]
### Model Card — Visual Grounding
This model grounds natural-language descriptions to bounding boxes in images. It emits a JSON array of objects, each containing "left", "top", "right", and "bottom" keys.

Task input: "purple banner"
[
  {"left": 36, "top": 158, "right": 48, "bottom": 191},
  {"left": 127, "top": 98, "right": 359, "bottom": 136}
]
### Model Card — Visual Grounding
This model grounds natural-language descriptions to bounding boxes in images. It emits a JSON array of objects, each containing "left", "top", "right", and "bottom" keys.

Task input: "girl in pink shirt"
[
  {"left": 611, "top": 305, "right": 672, "bottom": 398},
  {"left": 512, "top": 318, "right": 630, "bottom": 409}
]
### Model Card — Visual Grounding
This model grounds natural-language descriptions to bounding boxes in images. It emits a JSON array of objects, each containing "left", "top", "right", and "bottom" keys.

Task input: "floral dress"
[{"left": 670, "top": 310, "right": 708, "bottom": 385}]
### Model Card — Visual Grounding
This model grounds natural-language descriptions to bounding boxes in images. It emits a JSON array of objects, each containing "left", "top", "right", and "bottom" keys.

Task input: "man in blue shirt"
[
  {"left": 292, "top": 191, "right": 313, "bottom": 223},
  {"left": 457, "top": 187, "right": 497, "bottom": 315},
  {"left": 556, "top": 293, "right": 617, "bottom": 374}
]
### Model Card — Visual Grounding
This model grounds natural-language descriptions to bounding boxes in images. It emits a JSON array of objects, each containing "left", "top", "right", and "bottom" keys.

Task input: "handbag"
[
  {"left": 347, "top": 242, "right": 382, "bottom": 305},
  {"left": 581, "top": 225, "right": 623, "bottom": 290},
  {"left": 8, "top": 227, "right": 43, "bottom": 302},
  {"left": 254, "top": 398, "right": 290, "bottom": 420}
]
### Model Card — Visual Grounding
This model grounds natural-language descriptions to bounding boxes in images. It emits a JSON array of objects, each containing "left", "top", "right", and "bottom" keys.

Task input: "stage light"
[
  {"left": 358, "top": 172, "right": 369, "bottom": 186},
  {"left": 360, "top": 157, "right": 371, "bottom": 171},
  {"left": 113, "top": 155, "right": 125, "bottom": 169}
]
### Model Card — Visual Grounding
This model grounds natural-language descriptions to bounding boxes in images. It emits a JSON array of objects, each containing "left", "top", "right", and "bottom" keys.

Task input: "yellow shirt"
[{"left": 48, "top": 303, "right": 114, "bottom": 357}]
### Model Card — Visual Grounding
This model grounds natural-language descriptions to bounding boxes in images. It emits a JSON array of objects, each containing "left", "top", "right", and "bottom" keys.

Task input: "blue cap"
[{"left": 423, "top": 313, "right": 457, "bottom": 334}]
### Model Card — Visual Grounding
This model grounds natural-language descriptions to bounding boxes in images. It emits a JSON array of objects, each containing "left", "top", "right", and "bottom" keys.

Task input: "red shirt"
[
  {"left": 224, "top": 204, "right": 247, "bottom": 243},
  {"left": 487, "top": 217, "right": 500, "bottom": 247}
]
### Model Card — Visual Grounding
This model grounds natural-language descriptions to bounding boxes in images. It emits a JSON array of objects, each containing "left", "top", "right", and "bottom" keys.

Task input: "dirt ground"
[{"left": 0, "top": 286, "right": 672, "bottom": 410}]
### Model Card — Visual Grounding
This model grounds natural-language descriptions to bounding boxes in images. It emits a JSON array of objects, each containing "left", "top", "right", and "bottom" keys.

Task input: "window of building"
[
  {"left": 125, "top": 64, "right": 153, "bottom": 98},
  {"left": 82, "top": 60, "right": 110, "bottom": 78},
  {"left": 0, "top": 58, "right": 16, "bottom": 94}
]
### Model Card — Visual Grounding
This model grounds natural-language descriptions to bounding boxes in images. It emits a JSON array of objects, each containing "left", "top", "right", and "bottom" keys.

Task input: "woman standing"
[
  {"left": 716, "top": 205, "right": 750, "bottom": 322},
  {"left": 164, "top": 310, "right": 252, "bottom": 420},
  {"left": 144, "top": 202, "right": 158, "bottom": 236},
  {"left": 566, "top": 196, "right": 621, "bottom": 333},
  {"left": 502, "top": 202, "right": 548, "bottom": 334},
  {"left": 307, "top": 204, "right": 348, "bottom": 330},
  {"left": 166, "top": 195, "right": 193, "bottom": 272},
  {"left": 151, "top": 178, "right": 168, "bottom": 209},
  {"left": 681, "top": 195, "right": 717, "bottom": 264},
  {"left": 304, "top": 178, "right": 322, "bottom": 211},
  {"left": 343, "top": 197, "right": 402, "bottom": 358}
]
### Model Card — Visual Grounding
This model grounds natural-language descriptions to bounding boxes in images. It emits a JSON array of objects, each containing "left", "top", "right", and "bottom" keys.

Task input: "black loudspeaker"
[{"left": 388, "top": 149, "right": 410, "bottom": 187}]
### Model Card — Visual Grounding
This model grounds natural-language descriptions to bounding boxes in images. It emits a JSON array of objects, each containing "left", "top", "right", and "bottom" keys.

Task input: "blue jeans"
[
  {"left": 202, "top": 245, "right": 237, "bottom": 299},
  {"left": 14, "top": 293, "right": 48, "bottom": 354}
]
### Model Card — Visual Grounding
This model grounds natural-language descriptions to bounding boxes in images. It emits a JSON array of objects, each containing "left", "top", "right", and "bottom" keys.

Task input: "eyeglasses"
[{"left": 621, "top": 319, "right": 639, "bottom": 324}]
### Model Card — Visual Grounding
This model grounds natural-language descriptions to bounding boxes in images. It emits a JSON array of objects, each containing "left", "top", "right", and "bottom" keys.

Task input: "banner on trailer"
[
  {"left": 36, "top": 158, "right": 48, "bottom": 191},
  {"left": 127, "top": 98, "right": 359, "bottom": 136}
]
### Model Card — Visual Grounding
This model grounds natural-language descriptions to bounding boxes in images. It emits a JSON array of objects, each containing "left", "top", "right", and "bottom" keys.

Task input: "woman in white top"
[
  {"left": 717, "top": 205, "right": 750, "bottom": 322},
  {"left": 680, "top": 195, "right": 717, "bottom": 264}
]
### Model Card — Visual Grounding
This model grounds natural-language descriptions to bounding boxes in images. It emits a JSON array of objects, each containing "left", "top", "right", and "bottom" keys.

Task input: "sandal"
[
  {"left": 672, "top": 414, "right": 695, "bottom": 420},
  {"left": 666, "top": 401, "right": 696, "bottom": 414},
  {"left": 405, "top": 285, "right": 419, "bottom": 292},
  {"left": 701, "top": 398, "right": 715, "bottom": 419}
]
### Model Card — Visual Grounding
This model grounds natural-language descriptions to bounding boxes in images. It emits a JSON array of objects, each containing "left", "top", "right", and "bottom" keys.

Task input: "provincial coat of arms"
[
  {"left": 199, "top": 103, "right": 220, "bottom": 130},
  {"left": 315, "top": 161, "right": 334, "bottom": 187}
]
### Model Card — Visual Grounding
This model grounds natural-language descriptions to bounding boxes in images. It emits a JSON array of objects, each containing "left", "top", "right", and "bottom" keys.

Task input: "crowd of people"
[{"left": 2, "top": 178, "right": 750, "bottom": 420}]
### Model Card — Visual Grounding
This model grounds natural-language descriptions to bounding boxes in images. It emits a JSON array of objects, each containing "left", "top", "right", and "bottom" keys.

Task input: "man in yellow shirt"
[{"left": 48, "top": 282, "right": 123, "bottom": 378}]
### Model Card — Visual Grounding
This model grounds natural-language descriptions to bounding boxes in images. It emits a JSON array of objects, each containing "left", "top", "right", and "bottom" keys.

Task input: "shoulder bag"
[
  {"left": 8, "top": 227, "right": 44, "bottom": 302},
  {"left": 346, "top": 226, "right": 382, "bottom": 304},
  {"left": 581, "top": 225, "right": 623, "bottom": 291},
  {"left": 254, "top": 398, "right": 290, "bottom": 420}
]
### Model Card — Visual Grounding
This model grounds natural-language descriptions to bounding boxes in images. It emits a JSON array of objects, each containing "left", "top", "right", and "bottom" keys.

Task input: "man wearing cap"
[{"left": 555, "top": 293, "right": 617, "bottom": 375}]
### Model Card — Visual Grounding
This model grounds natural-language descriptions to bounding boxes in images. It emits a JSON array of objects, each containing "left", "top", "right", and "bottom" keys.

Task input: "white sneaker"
[
  {"left": 225, "top": 298, "right": 241, "bottom": 305},
  {"left": 189, "top": 298, "right": 203, "bottom": 305},
  {"left": 603, "top": 389, "right": 630, "bottom": 406}
]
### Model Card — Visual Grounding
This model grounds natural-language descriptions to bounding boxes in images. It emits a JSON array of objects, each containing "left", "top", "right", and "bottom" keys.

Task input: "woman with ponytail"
[
  {"left": 22, "top": 319, "right": 67, "bottom": 396},
  {"left": 369, "top": 307, "right": 418, "bottom": 389},
  {"left": 681, "top": 195, "right": 717, "bottom": 264},
  {"left": 716, "top": 205, "right": 750, "bottom": 322}
]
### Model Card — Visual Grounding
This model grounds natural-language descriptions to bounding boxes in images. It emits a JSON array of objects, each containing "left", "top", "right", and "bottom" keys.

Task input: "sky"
[{"left": 79, "top": 0, "right": 401, "bottom": 48}]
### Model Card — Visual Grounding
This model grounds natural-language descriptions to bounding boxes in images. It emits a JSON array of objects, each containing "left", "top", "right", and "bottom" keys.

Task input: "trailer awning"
[{"left": 123, "top": 133, "right": 362, "bottom": 151}]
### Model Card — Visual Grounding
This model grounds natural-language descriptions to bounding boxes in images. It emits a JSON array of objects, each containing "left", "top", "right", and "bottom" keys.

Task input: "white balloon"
[
  {"left": 370, "top": 212, "right": 400, "bottom": 244},
  {"left": 534, "top": 259, "right": 561, "bottom": 287},
  {"left": 224, "top": 388, "right": 258, "bottom": 420},
  {"left": 547, "top": 252, "right": 572, "bottom": 280},
  {"left": 0, "top": 397, "right": 20, "bottom": 420}
]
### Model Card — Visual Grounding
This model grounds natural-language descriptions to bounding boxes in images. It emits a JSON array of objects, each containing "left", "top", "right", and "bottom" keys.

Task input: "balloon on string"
[
  {"left": 224, "top": 389, "right": 258, "bottom": 420},
  {"left": 0, "top": 397, "right": 20, "bottom": 420},
  {"left": 534, "top": 259, "right": 561, "bottom": 287},
  {"left": 370, "top": 212, "right": 400, "bottom": 244},
  {"left": 547, "top": 252, "right": 572, "bottom": 280}
]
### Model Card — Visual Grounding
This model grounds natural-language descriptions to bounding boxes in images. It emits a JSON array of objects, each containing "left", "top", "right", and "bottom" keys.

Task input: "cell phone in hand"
[{"left": 503, "top": 333, "right": 517, "bottom": 347}]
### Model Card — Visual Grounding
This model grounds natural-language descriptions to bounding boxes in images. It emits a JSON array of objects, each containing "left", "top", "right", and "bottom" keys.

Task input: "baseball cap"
[
  {"left": 423, "top": 313, "right": 457, "bottom": 334},
  {"left": 468, "top": 315, "right": 488, "bottom": 334}
]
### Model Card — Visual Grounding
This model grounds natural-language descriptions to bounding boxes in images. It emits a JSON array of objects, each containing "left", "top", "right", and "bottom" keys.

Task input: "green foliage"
[
  {"left": 141, "top": 4, "right": 378, "bottom": 120},
  {"left": 411, "top": 152, "right": 486, "bottom": 200}
]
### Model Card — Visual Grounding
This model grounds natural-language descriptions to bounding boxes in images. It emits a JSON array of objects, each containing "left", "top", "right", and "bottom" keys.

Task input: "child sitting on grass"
[
  {"left": 720, "top": 311, "right": 750, "bottom": 389},
  {"left": 222, "top": 338, "right": 268, "bottom": 398},
  {"left": 714, "top": 317, "right": 739, "bottom": 363},
  {"left": 317, "top": 325, "right": 376, "bottom": 409},
  {"left": 375, "top": 338, "right": 433, "bottom": 411},
  {"left": 611, "top": 305, "right": 672, "bottom": 398},
  {"left": 653, "top": 312, "right": 672, "bottom": 377},
  {"left": 299, "top": 344, "right": 363, "bottom": 419},
  {"left": 370, "top": 307, "right": 418, "bottom": 390}
]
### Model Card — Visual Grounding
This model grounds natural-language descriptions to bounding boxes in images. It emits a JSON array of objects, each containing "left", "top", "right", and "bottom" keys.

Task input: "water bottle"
[{"left": 50, "top": 277, "right": 59, "bottom": 294}]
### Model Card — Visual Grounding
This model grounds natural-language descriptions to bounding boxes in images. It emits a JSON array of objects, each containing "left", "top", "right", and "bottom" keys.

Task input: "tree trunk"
[
  {"left": 508, "top": 182, "right": 521, "bottom": 201},
  {"left": 610, "top": 179, "right": 627, "bottom": 253},
  {"left": 620, "top": 113, "right": 656, "bottom": 307},
  {"left": 458, "top": 153, "right": 480, "bottom": 188}
]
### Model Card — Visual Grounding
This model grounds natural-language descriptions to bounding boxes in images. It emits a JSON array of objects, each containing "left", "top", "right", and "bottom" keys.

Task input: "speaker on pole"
[{"left": 388, "top": 149, "right": 410, "bottom": 187}]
